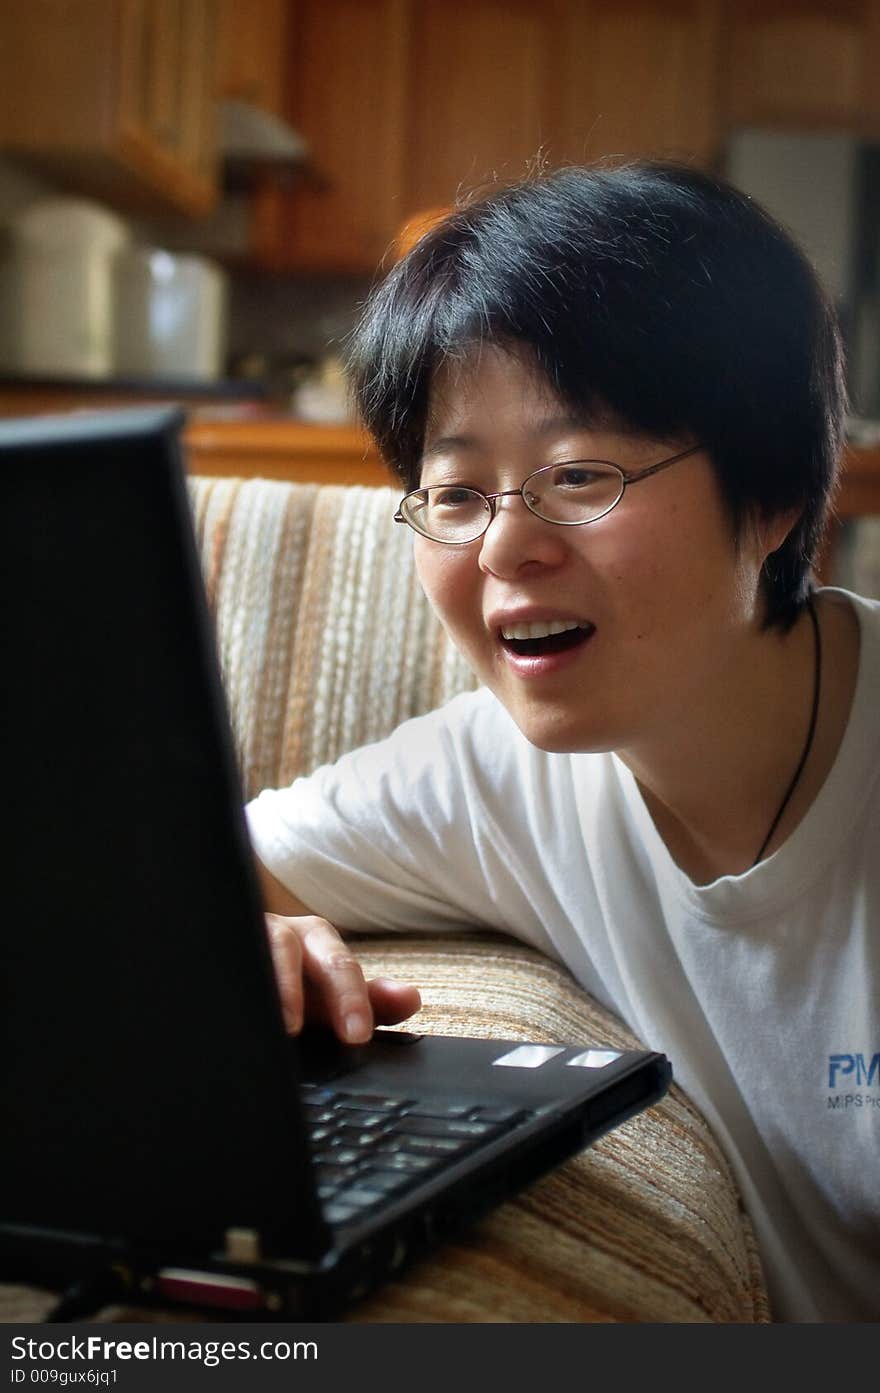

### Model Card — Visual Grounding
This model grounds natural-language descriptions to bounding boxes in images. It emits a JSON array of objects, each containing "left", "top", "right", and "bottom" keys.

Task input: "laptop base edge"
[{"left": 1, "top": 1056, "right": 671, "bottom": 1322}]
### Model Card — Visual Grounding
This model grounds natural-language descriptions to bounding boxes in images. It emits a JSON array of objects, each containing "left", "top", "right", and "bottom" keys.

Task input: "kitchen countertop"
[{"left": 0, "top": 372, "right": 273, "bottom": 401}]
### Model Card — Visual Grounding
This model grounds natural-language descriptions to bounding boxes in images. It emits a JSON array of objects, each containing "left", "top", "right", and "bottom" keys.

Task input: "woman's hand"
[{"left": 265, "top": 912, "right": 422, "bottom": 1044}]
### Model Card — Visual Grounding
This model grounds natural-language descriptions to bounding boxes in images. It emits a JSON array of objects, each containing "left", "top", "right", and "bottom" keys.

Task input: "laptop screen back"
[{"left": 1, "top": 409, "right": 326, "bottom": 1257}]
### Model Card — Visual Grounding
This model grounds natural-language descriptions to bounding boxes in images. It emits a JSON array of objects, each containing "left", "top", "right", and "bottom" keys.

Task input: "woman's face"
[{"left": 412, "top": 344, "right": 775, "bottom": 756}]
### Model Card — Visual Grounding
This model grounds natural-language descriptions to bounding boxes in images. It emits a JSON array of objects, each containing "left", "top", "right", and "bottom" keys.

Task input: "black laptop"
[{"left": 0, "top": 407, "right": 671, "bottom": 1321}]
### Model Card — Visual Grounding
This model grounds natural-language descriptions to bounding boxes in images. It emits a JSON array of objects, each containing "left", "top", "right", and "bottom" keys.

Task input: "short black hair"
[{"left": 346, "top": 161, "right": 847, "bottom": 630}]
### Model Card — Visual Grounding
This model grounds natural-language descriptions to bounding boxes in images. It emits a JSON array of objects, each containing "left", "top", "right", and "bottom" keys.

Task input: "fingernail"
[{"left": 344, "top": 1011, "right": 370, "bottom": 1043}]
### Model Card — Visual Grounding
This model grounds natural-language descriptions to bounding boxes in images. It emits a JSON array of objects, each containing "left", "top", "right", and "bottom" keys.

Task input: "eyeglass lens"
[{"left": 402, "top": 462, "right": 625, "bottom": 542}]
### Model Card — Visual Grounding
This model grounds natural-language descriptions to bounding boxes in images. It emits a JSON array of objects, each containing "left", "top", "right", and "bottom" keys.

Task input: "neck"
[{"left": 617, "top": 595, "right": 845, "bottom": 883}]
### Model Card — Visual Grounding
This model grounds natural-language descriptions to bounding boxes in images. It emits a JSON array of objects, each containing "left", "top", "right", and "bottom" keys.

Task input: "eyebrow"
[{"left": 421, "top": 413, "right": 599, "bottom": 459}]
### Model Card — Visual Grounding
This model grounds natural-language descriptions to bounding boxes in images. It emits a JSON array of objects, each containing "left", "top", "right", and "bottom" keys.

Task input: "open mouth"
[{"left": 500, "top": 621, "right": 595, "bottom": 657}]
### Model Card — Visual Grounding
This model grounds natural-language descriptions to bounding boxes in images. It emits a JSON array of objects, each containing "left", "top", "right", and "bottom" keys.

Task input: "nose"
[{"left": 477, "top": 492, "right": 567, "bottom": 578}]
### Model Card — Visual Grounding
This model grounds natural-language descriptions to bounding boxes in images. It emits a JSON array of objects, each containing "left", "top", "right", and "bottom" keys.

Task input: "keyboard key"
[
  {"left": 370, "top": 1150, "right": 437, "bottom": 1173},
  {"left": 394, "top": 1134, "right": 474, "bottom": 1157},
  {"left": 394, "top": 1116, "right": 499, "bottom": 1140},
  {"left": 300, "top": 1085, "right": 336, "bottom": 1105},
  {"left": 351, "top": 1169, "right": 416, "bottom": 1195},
  {"left": 301, "top": 1104, "right": 338, "bottom": 1123},
  {"left": 333, "top": 1111, "right": 388, "bottom": 1131},
  {"left": 325, "top": 1146, "right": 361, "bottom": 1166},
  {"left": 401, "top": 1100, "right": 479, "bottom": 1120},
  {"left": 334, "top": 1091, "right": 412, "bottom": 1112},
  {"left": 329, "top": 1184, "right": 388, "bottom": 1211},
  {"left": 323, "top": 1201, "right": 364, "bottom": 1224},
  {"left": 333, "top": 1129, "right": 387, "bottom": 1149},
  {"left": 313, "top": 1162, "right": 357, "bottom": 1183},
  {"left": 471, "top": 1105, "right": 529, "bottom": 1124},
  {"left": 308, "top": 1124, "right": 336, "bottom": 1143}
]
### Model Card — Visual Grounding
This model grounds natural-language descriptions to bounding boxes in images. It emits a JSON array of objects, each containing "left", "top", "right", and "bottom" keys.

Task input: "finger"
[
  {"left": 265, "top": 913, "right": 304, "bottom": 1034},
  {"left": 298, "top": 918, "right": 374, "bottom": 1044},
  {"left": 366, "top": 977, "right": 422, "bottom": 1026}
]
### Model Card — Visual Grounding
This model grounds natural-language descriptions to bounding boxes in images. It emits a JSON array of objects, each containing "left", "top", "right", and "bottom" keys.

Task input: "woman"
[{"left": 246, "top": 163, "right": 878, "bottom": 1322}]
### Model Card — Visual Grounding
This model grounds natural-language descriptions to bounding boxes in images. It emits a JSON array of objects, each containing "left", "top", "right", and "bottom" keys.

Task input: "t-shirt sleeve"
[{"left": 245, "top": 688, "right": 552, "bottom": 947}]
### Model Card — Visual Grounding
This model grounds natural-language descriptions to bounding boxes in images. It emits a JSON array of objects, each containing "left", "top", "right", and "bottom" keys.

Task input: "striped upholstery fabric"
[
  {"left": 188, "top": 477, "right": 479, "bottom": 798},
  {"left": 346, "top": 933, "right": 770, "bottom": 1323},
  {"left": 0, "top": 475, "right": 770, "bottom": 1324}
]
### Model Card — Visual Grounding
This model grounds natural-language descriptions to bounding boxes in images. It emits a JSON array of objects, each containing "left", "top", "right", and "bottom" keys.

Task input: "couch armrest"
[{"left": 344, "top": 932, "right": 770, "bottom": 1323}]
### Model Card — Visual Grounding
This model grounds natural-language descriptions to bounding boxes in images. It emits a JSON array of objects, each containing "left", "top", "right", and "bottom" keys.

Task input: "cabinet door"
[
  {"left": 117, "top": 0, "right": 219, "bottom": 211},
  {"left": 217, "top": 0, "right": 291, "bottom": 113},
  {"left": 563, "top": 0, "right": 722, "bottom": 166},
  {"left": 403, "top": 0, "right": 569, "bottom": 214},
  {"left": 724, "top": 0, "right": 877, "bottom": 131},
  {"left": 252, "top": 0, "right": 409, "bottom": 273},
  {"left": 0, "top": 0, "right": 218, "bottom": 216},
  {"left": 0, "top": 1, "right": 116, "bottom": 151},
  {"left": 403, "top": 0, "right": 721, "bottom": 220}
]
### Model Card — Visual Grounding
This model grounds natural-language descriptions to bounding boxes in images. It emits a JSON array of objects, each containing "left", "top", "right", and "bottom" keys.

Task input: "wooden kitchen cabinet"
[
  {"left": 565, "top": 1, "right": 723, "bottom": 165},
  {"left": 402, "top": 0, "right": 569, "bottom": 213},
  {"left": 251, "top": 0, "right": 880, "bottom": 276},
  {"left": 217, "top": 0, "right": 292, "bottom": 114},
  {"left": 723, "top": 0, "right": 880, "bottom": 134},
  {"left": 0, "top": 0, "right": 220, "bottom": 218},
  {"left": 251, "top": 0, "right": 409, "bottom": 273},
  {"left": 254, "top": 0, "right": 726, "bottom": 274},
  {"left": 403, "top": 0, "right": 723, "bottom": 195}
]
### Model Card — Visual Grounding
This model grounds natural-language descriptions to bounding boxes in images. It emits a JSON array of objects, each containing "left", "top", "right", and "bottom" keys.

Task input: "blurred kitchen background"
[{"left": 1, "top": 0, "right": 879, "bottom": 588}]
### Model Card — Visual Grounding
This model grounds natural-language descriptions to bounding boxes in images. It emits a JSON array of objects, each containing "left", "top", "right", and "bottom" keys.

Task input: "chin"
[{"left": 506, "top": 704, "right": 617, "bottom": 756}]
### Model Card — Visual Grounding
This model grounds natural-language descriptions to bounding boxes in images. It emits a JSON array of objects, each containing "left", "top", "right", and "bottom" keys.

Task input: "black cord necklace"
[{"left": 751, "top": 596, "right": 822, "bottom": 868}]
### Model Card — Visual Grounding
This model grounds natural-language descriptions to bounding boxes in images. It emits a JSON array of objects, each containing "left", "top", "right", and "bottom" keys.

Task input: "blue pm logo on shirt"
[{"left": 828, "top": 1053, "right": 880, "bottom": 1088}]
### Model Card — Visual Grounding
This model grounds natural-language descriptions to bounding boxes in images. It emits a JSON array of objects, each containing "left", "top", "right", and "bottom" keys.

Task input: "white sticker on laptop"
[
  {"left": 566, "top": 1049, "right": 622, "bottom": 1069},
  {"left": 492, "top": 1045, "right": 565, "bottom": 1068}
]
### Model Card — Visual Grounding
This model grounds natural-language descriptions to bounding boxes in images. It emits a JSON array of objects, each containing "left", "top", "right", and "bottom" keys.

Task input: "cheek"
[
  {"left": 583, "top": 517, "right": 670, "bottom": 617},
  {"left": 592, "top": 500, "right": 743, "bottom": 622},
  {"left": 413, "top": 540, "right": 478, "bottom": 632},
  {"left": 413, "top": 536, "right": 443, "bottom": 606}
]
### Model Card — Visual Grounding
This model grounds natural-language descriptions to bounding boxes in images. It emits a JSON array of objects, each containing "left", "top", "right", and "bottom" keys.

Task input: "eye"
[
  {"left": 548, "top": 463, "right": 606, "bottom": 489},
  {"left": 430, "top": 486, "right": 481, "bottom": 508}
]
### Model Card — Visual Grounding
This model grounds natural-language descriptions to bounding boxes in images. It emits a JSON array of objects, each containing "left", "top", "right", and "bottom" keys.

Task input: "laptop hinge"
[{"left": 223, "top": 1227, "right": 261, "bottom": 1263}]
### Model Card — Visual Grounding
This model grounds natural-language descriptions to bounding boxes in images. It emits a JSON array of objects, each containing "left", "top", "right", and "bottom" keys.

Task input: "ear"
[{"left": 754, "top": 506, "right": 801, "bottom": 564}]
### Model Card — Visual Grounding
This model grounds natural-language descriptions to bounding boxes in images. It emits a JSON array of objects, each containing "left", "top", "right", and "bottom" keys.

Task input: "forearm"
[{"left": 255, "top": 855, "right": 314, "bottom": 917}]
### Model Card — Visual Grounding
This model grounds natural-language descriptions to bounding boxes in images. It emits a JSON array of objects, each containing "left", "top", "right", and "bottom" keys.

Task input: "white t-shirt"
[{"left": 246, "top": 588, "right": 880, "bottom": 1323}]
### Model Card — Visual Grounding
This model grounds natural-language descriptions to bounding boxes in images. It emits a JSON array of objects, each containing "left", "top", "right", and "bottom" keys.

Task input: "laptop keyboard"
[{"left": 301, "top": 1083, "right": 532, "bottom": 1226}]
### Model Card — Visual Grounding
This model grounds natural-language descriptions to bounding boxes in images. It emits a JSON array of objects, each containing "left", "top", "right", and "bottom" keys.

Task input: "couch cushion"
[{"left": 188, "top": 477, "right": 479, "bottom": 798}]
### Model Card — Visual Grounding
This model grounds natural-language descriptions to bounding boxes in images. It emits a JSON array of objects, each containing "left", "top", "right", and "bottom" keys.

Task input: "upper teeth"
[{"left": 501, "top": 620, "right": 583, "bottom": 640}]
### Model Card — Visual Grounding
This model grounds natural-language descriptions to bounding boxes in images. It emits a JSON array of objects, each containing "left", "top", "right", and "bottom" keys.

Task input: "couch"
[{"left": 1, "top": 475, "right": 770, "bottom": 1324}]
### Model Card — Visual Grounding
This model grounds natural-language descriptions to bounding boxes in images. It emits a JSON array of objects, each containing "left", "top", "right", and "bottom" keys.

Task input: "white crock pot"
[
  {"left": 0, "top": 197, "right": 131, "bottom": 377},
  {"left": 112, "top": 247, "right": 228, "bottom": 380}
]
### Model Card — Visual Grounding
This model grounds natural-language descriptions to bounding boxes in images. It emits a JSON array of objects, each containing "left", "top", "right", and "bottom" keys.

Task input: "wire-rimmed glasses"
[{"left": 394, "top": 443, "right": 704, "bottom": 544}]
